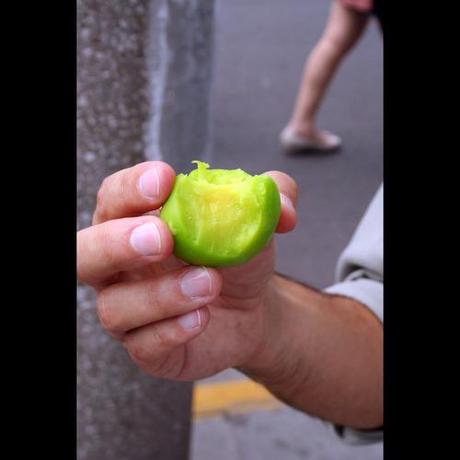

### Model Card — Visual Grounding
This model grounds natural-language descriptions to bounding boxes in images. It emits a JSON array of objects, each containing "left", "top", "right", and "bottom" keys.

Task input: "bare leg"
[{"left": 282, "top": 1, "right": 369, "bottom": 149}]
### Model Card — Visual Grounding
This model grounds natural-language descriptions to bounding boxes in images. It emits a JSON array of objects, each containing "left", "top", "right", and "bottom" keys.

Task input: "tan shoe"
[{"left": 280, "top": 127, "right": 342, "bottom": 152}]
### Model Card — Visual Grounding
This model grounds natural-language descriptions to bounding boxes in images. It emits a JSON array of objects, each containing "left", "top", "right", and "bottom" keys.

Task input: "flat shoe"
[{"left": 280, "top": 127, "right": 342, "bottom": 152}]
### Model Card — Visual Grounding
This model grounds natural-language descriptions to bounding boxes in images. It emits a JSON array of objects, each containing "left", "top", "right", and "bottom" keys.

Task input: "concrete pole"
[{"left": 77, "top": 1, "right": 214, "bottom": 459}]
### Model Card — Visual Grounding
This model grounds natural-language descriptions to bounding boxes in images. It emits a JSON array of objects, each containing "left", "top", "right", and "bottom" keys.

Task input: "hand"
[{"left": 77, "top": 161, "right": 297, "bottom": 381}]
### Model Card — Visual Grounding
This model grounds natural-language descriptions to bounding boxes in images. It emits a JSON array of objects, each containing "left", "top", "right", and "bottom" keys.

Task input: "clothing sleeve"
[
  {"left": 323, "top": 184, "right": 384, "bottom": 444},
  {"left": 325, "top": 184, "right": 383, "bottom": 322},
  {"left": 325, "top": 274, "right": 383, "bottom": 323}
]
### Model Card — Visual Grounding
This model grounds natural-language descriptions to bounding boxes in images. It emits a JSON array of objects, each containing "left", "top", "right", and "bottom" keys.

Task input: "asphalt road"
[{"left": 192, "top": 0, "right": 383, "bottom": 459}]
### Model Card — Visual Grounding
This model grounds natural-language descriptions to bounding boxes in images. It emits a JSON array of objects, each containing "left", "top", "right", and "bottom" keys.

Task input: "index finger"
[{"left": 93, "top": 161, "right": 176, "bottom": 225}]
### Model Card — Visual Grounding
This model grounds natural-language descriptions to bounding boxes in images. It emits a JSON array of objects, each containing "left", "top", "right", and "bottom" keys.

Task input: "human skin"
[{"left": 77, "top": 161, "right": 383, "bottom": 430}]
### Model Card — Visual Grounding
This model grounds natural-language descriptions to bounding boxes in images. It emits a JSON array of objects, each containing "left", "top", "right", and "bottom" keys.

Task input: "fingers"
[
  {"left": 93, "top": 161, "right": 176, "bottom": 225},
  {"left": 122, "top": 306, "right": 210, "bottom": 376},
  {"left": 263, "top": 171, "right": 298, "bottom": 233},
  {"left": 97, "top": 267, "right": 222, "bottom": 334},
  {"left": 96, "top": 265, "right": 221, "bottom": 377},
  {"left": 77, "top": 216, "right": 174, "bottom": 285}
]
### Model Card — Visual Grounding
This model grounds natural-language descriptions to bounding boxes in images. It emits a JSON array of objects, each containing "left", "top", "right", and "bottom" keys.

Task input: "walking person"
[{"left": 280, "top": 0, "right": 383, "bottom": 152}]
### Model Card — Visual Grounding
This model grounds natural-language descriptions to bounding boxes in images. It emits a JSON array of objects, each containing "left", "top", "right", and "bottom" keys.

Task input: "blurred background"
[{"left": 77, "top": 0, "right": 382, "bottom": 459}]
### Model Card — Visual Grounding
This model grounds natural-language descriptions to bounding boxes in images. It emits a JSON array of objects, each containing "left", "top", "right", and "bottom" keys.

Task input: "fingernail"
[
  {"left": 280, "top": 193, "right": 295, "bottom": 213},
  {"left": 177, "top": 310, "right": 202, "bottom": 330},
  {"left": 138, "top": 168, "right": 161, "bottom": 199},
  {"left": 180, "top": 268, "right": 212, "bottom": 299},
  {"left": 129, "top": 222, "right": 162, "bottom": 256}
]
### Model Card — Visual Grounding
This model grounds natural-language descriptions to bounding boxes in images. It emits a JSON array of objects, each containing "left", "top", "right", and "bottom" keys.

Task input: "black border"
[
  {"left": 17, "top": 1, "right": 77, "bottom": 457},
  {"left": 384, "top": 0, "right": 438, "bottom": 457}
]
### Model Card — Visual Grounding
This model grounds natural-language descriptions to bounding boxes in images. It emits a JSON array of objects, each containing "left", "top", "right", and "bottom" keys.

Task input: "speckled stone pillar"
[
  {"left": 77, "top": 1, "right": 214, "bottom": 459},
  {"left": 145, "top": 0, "right": 214, "bottom": 171}
]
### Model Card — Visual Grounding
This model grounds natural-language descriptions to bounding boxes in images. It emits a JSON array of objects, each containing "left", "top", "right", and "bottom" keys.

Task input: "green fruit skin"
[{"left": 160, "top": 170, "right": 281, "bottom": 267}]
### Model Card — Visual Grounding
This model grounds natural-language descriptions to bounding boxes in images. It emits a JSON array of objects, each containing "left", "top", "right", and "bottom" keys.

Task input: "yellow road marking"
[{"left": 192, "top": 378, "right": 282, "bottom": 420}]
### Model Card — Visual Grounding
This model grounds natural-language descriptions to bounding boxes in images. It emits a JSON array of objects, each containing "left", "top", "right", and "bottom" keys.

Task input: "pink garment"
[{"left": 338, "top": 0, "right": 373, "bottom": 13}]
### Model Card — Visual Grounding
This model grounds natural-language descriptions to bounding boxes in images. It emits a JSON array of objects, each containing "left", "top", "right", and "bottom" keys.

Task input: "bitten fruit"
[{"left": 160, "top": 161, "right": 281, "bottom": 267}]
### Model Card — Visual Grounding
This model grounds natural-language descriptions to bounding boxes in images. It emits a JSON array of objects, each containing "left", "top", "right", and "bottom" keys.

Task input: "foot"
[{"left": 280, "top": 126, "right": 342, "bottom": 152}]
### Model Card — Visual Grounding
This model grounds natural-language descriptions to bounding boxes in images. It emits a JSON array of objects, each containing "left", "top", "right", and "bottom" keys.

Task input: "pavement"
[{"left": 190, "top": 0, "right": 383, "bottom": 459}]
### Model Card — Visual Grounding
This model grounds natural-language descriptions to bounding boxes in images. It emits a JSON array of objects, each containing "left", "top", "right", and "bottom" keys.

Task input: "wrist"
[
  {"left": 237, "top": 274, "right": 383, "bottom": 429},
  {"left": 237, "top": 275, "right": 309, "bottom": 393}
]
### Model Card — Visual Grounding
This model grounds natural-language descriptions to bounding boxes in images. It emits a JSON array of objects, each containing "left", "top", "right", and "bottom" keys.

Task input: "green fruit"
[{"left": 160, "top": 161, "right": 281, "bottom": 267}]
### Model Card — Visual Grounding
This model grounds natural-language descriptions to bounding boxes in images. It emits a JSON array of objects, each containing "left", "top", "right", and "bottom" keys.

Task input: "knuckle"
[
  {"left": 122, "top": 324, "right": 183, "bottom": 372},
  {"left": 98, "top": 223, "right": 119, "bottom": 268},
  {"left": 126, "top": 340, "right": 152, "bottom": 365},
  {"left": 96, "top": 291, "right": 118, "bottom": 333},
  {"left": 119, "top": 170, "right": 129, "bottom": 199},
  {"left": 96, "top": 178, "right": 107, "bottom": 207},
  {"left": 146, "top": 281, "right": 163, "bottom": 316},
  {"left": 150, "top": 326, "right": 171, "bottom": 348},
  {"left": 149, "top": 324, "right": 181, "bottom": 351},
  {"left": 94, "top": 178, "right": 110, "bottom": 222}
]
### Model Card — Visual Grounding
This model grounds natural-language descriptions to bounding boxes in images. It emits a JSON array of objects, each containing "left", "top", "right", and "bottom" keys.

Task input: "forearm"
[{"left": 241, "top": 274, "right": 383, "bottom": 430}]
